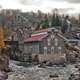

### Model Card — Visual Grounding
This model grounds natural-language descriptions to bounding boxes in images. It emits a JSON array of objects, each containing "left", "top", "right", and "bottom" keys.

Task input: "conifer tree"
[
  {"left": 51, "top": 14, "right": 61, "bottom": 27},
  {"left": 41, "top": 15, "right": 49, "bottom": 29}
]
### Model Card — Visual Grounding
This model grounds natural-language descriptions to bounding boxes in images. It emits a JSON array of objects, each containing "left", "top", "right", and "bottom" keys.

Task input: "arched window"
[
  {"left": 58, "top": 46, "right": 62, "bottom": 54},
  {"left": 44, "top": 46, "right": 47, "bottom": 54},
  {"left": 47, "top": 38, "right": 51, "bottom": 46},
  {"left": 51, "top": 34, "right": 55, "bottom": 39},
  {"left": 54, "top": 38, "right": 58, "bottom": 46}
]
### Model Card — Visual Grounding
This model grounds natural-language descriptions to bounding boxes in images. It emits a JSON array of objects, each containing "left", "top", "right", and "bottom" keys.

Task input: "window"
[
  {"left": 29, "top": 46, "right": 32, "bottom": 53},
  {"left": 44, "top": 47, "right": 47, "bottom": 54},
  {"left": 51, "top": 34, "right": 55, "bottom": 39},
  {"left": 51, "top": 46, "right": 54, "bottom": 54},
  {"left": 31, "top": 45, "right": 39, "bottom": 54},
  {"left": 47, "top": 38, "right": 51, "bottom": 46},
  {"left": 58, "top": 46, "right": 62, "bottom": 54},
  {"left": 54, "top": 38, "right": 58, "bottom": 46}
]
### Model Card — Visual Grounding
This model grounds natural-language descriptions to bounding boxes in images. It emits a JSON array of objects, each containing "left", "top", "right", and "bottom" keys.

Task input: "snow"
[{"left": 7, "top": 60, "right": 79, "bottom": 80}]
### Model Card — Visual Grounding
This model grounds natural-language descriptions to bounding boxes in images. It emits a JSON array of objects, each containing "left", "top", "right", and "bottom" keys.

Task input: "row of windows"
[
  {"left": 26, "top": 45, "right": 39, "bottom": 53},
  {"left": 44, "top": 46, "right": 62, "bottom": 54},
  {"left": 47, "top": 37, "right": 58, "bottom": 46}
]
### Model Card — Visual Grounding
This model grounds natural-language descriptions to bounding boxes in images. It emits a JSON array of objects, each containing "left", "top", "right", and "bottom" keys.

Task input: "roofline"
[
  {"left": 53, "top": 26, "right": 80, "bottom": 42},
  {"left": 58, "top": 33, "right": 80, "bottom": 42},
  {"left": 24, "top": 34, "right": 48, "bottom": 43},
  {"left": 57, "top": 33, "right": 68, "bottom": 41}
]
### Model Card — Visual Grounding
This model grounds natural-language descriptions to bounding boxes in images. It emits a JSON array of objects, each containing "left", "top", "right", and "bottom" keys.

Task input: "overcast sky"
[{"left": 0, "top": 0, "right": 80, "bottom": 14}]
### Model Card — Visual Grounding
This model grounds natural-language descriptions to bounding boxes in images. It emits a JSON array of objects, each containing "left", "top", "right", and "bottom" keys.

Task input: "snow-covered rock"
[{"left": 7, "top": 60, "right": 80, "bottom": 80}]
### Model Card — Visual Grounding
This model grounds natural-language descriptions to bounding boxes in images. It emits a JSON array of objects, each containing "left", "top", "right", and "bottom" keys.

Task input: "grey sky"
[
  {"left": 49, "top": 0, "right": 80, "bottom": 3},
  {"left": 66, "top": 0, "right": 80, "bottom": 3},
  {"left": 19, "top": 0, "right": 42, "bottom": 5},
  {"left": 0, "top": 0, "right": 80, "bottom": 14},
  {"left": 19, "top": 0, "right": 80, "bottom": 5}
]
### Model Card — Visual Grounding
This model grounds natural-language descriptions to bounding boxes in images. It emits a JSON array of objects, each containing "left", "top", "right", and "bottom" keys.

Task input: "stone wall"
[{"left": 32, "top": 53, "right": 66, "bottom": 63}]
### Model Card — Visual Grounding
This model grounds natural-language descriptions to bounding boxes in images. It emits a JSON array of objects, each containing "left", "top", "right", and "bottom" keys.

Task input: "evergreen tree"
[
  {"left": 51, "top": 14, "right": 61, "bottom": 27},
  {"left": 41, "top": 15, "right": 49, "bottom": 29}
]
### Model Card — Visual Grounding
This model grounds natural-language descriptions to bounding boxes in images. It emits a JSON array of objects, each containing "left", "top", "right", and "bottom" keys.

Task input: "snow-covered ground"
[{"left": 7, "top": 60, "right": 78, "bottom": 80}]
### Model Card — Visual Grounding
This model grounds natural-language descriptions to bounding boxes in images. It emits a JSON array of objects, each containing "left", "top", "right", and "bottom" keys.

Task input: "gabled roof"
[
  {"left": 33, "top": 28, "right": 48, "bottom": 34},
  {"left": 24, "top": 27, "right": 58, "bottom": 43},
  {"left": 24, "top": 29, "right": 48, "bottom": 42},
  {"left": 33, "top": 27, "right": 57, "bottom": 34},
  {"left": 24, "top": 34, "right": 48, "bottom": 42}
]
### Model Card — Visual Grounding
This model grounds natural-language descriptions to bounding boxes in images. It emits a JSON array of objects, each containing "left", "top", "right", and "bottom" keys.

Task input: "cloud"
[
  {"left": 19, "top": 0, "right": 80, "bottom": 7},
  {"left": 15, "top": 0, "right": 80, "bottom": 14},
  {"left": 0, "top": 5, "right": 2, "bottom": 8},
  {"left": 49, "top": 0, "right": 80, "bottom": 3},
  {"left": 19, "top": 0, "right": 42, "bottom": 5},
  {"left": 0, "top": 0, "right": 80, "bottom": 14},
  {"left": 67, "top": 0, "right": 80, "bottom": 3}
]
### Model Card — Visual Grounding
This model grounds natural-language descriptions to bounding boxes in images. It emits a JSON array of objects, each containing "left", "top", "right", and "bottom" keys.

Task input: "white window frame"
[
  {"left": 44, "top": 46, "right": 47, "bottom": 54},
  {"left": 58, "top": 46, "right": 62, "bottom": 54},
  {"left": 54, "top": 38, "right": 58, "bottom": 46},
  {"left": 51, "top": 34, "right": 55, "bottom": 39},
  {"left": 47, "top": 38, "right": 51, "bottom": 46}
]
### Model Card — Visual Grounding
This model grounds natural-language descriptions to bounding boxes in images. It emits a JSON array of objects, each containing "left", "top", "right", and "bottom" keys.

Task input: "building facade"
[{"left": 24, "top": 28, "right": 67, "bottom": 62}]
